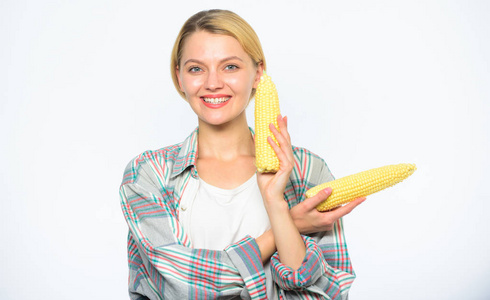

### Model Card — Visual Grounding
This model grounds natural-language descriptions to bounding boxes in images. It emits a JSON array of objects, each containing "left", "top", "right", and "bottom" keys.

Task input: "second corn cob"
[
  {"left": 255, "top": 72, "right": 281, "bottom": 173},
  {"left": 306, "top": 163, "right": 417, "bottom": 211}
]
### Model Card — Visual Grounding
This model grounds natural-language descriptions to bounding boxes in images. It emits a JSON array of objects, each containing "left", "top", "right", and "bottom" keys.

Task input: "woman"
[{"left": 120, "top": 9, "right": 364, "bottom": 299}]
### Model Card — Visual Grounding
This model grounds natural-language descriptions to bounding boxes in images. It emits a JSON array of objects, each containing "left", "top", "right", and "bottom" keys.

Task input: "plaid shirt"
[{"left": 119, "top": 128, "right": 355, "bottom": 299}]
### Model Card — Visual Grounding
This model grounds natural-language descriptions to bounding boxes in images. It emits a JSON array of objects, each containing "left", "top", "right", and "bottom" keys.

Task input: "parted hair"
[{"left": 171, "top": 9, "right": 266, "bottom": 99}]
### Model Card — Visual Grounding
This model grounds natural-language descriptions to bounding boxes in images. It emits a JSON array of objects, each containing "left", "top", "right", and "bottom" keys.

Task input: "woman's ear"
[{"left": 253, "top": 62, "right": 264, "bottom": 89}]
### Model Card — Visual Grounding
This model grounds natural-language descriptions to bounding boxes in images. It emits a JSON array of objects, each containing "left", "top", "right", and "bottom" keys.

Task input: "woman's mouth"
[
  {"left": 201, "top": 96, "right": 231, "bottom": 109},
  {"left": 202, "top": 97, "right": 231, "bottom": 104}
]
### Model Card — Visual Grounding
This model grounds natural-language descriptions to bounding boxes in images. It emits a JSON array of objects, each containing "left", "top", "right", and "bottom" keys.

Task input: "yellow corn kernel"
[
  {"left": 306, "top": 163, "right": 417, "bottom": 211},
  {"left": 255, "top": 72, "right": 281, "bottom": 173}
]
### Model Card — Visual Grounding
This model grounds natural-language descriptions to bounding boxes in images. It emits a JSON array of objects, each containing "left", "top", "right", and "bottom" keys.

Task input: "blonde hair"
[{"left": 171, "top": 9, "right": 266, "bottom": 99}]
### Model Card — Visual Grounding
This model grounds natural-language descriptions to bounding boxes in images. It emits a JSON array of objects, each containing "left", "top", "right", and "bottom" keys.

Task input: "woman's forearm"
[
  {"left": 256, "top": 229, "right": 276, "bottom": 264},
  {"left": 265, "top": 199, "right": 306, "bottom": 270}
]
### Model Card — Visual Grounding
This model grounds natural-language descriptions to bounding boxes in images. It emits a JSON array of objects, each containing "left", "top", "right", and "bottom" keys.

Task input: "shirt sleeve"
[
  {"left": 269, "top": 148, "right": 356, "bottom": 299},
  {"left": 120, "top": 153, "right": 268, "bottom": 300}
]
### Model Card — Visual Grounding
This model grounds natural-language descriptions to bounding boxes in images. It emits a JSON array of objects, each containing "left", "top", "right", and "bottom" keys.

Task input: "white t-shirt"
[{"left": 180, "top": 173, "right": 277, "bottom": 299}]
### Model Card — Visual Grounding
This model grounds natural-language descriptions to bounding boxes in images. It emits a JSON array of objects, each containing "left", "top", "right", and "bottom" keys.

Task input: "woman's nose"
[{"left": 204, "top": 70, "right": 223, "bottom": 90}]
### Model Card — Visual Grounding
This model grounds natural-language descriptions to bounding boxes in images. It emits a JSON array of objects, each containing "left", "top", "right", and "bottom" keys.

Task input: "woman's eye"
[
  {"left": 225, "top": 65, "right": 238, "bottom": 70},
  {"left": 189, "top": 66, "right": 202, "bottom": 73}
]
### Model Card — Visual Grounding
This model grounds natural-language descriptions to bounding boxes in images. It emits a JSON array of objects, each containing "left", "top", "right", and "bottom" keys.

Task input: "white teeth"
[{"left": 202, "top": 97, "right": 230, "bottom": 104}]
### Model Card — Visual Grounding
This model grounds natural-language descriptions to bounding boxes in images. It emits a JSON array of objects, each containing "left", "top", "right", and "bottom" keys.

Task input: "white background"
[{"left": 1, "top": 0, "right": 489, "bottom": 299}]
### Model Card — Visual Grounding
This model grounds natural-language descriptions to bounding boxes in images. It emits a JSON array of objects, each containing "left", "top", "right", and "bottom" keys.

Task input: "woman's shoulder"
[
  {"left": 291, "top": 145, "right": 328, "bottom": 166},
  {"left": 290, "top": 145, "right": 335, "bottom": 185},
  {"left": 121, "top": 128, "right": 198, "bottom": 186},
  {"left": 131, "top": 141, "right": 185, "bottom": 166},
  {"left": 133, "top": 142, "right": 184, "bottom": 165},
  {"left": 120, "top": 142, "right": 187, "bottom": 186}
]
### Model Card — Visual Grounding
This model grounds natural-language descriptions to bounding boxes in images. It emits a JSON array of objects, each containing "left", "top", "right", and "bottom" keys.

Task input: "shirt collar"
[{"left": 171, "top": 127, "right": 199, "bottom": 178}]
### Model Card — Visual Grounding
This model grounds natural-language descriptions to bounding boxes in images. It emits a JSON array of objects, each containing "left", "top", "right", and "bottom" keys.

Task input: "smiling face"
[{"left": 176, "top": 31, "right": 263, "bottom": 127}]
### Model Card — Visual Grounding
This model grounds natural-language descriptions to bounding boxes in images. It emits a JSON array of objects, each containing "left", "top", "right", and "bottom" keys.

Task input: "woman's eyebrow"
[
  {"left": 220, "top": 56, "right": 244, "bottom": 63},
  {"left": 183, "top": 56, "right": 244, "bottom": 66}
]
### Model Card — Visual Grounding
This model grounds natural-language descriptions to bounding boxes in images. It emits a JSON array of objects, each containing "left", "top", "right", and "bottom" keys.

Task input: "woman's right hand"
[{"left": 290, "top": 188, "right": 365, "bottom": 234}]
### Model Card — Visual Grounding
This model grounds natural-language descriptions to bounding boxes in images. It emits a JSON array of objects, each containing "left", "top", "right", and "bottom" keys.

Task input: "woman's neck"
[{"left": 197, "top": 113, "right": 254, "bottom": 161}]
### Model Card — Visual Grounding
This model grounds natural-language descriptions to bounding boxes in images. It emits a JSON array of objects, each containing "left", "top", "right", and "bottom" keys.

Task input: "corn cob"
[
  {"left": 306, "top": 163, "right": 417, "bottom": 211},
  {"left": 255, "top": 72, "right": 281, "bottom": 173}
]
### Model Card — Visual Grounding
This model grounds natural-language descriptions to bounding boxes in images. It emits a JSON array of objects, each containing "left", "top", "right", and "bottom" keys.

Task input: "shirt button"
[{"left": 181, "top": 206, "right": 187, "bottom": 211}]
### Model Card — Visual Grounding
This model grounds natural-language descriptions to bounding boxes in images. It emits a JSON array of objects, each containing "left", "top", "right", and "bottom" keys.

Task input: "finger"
[
  {"left": 270, "top": 119, "right": 294, "bottom": 162},
  {"left": 269, "top": 123, "right": 291, "bottom": 153},
  {"left": 302, "top": 188, "right": 332, "bottom": 210},
  {"left": 267, "top": 135, "right": 289, "bottom": 164},
  {"left": 329, "top": 197, "right": 366, "bottom": 219},
  {"left": 269, "top": 124, "right": 295, "bottom": 166},
  {"left": 277, "top": 115, "right": 291, "bottom": 143},
  {"left": 278, "top": 115, "right": 293, "bottom": 162},
  {"left": 267, "top": 136, "right": 293, "bottom": 176}
]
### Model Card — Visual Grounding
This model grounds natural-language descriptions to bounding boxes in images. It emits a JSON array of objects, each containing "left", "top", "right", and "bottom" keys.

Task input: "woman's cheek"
[
  {"left": 228, "top": 75, "right": 252, "bottom": 94},
  {"left": 225, "top": 77, "right": 238, "bottom": 89},
  {"left": 186, "top": 77, "right": 204, "bottom": 94}
]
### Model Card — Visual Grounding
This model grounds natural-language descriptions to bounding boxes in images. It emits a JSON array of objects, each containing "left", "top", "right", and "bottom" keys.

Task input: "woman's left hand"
[
  {"left": 290, "top": 188, "right": 366, "bottom": 234},
  {"left": 256, "top": 115, "right": 294, "bottom": 209}
]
